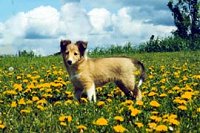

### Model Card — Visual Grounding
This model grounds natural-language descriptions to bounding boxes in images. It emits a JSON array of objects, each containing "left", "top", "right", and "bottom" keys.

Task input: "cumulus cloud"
[
  {"left": 25, "top": 6, "right": 60, "bottom": 39},
  {"left": 59, "top": 3, "right": 92, "bottom": 41},
  {"left": 88, "top": 8, "right": 112, "bottom": 33}
]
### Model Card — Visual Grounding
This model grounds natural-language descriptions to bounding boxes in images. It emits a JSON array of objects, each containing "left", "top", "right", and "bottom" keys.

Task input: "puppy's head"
[{"left": 60, "top": 40, "right": 87, "bottom": 66}]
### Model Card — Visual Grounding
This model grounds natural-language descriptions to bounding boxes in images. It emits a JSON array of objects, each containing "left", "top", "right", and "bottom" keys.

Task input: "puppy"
[{"left": 60, "top": 40, "right": 146, "bottom": 102}]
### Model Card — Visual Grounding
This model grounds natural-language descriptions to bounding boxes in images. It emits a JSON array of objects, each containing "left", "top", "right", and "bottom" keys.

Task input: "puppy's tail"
[{"left": 133, "top": 59, "right": 146, "bottom": 87}]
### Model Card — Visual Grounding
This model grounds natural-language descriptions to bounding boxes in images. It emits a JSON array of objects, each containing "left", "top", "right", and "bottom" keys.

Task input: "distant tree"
[
  {"left": 168, "top": 0, "right": 200, "bottom": 40},
  {"left": 18, "top": 50, "right": 36, "bottom": 57}
]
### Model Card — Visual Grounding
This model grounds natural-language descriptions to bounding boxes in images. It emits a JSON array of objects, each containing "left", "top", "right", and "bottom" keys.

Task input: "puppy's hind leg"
[
  {"left": 115, "top": 81, "right": 135, "bottom": 100},
  {"left": 86, "top": 83, "right": 96, "bottom": 102}
]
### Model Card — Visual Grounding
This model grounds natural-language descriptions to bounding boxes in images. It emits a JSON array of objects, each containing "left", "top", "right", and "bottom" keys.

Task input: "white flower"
[{"left": 8, "top": 67, "right": 14, "bottom": 71}]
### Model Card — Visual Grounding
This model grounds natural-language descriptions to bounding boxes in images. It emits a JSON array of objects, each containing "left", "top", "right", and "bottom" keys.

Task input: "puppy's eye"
[
  {"left": 66, "top": 51, "right": 69, "bottom": 54},
  {"left": 74, "top": 52, "right": 78, "bottom": 55}
]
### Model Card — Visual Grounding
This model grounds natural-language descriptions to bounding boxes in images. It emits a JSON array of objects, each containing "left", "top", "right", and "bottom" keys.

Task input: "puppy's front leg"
[
  {"left": 74, "top": 88, "right": 83, "bottom": 102},
  {"left": 86, "top": 83, "right": 96, "bottom": 102}
]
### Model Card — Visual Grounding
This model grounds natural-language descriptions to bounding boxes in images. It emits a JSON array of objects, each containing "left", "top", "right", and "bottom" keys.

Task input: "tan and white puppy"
[{"left": 60, "top": 40, "right": 146, "bottom": 102}]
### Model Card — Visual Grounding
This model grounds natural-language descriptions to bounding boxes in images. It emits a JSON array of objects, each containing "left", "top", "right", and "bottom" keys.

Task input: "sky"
[{"left": 0, "top": 0, "right": 176, "bottom": 56}]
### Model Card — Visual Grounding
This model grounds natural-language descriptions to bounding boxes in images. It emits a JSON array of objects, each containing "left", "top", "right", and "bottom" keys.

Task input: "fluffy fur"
[{"left": 60, "top": 40, "right": 146, "bottom": 102}]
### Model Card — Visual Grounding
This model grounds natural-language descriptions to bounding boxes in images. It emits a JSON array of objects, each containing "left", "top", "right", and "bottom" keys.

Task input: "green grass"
[{"left": 0, "top": 51, "right": 200, "bottom": 132}]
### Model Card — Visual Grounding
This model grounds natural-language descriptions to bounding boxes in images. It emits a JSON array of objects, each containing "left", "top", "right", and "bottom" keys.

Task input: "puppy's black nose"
[{"left": 67, "top": 60, "right": 72, "bottom": 65}]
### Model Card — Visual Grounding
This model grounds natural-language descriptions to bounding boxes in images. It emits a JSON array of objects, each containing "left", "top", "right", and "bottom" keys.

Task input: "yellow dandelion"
[
  {"left": 66, "top": 116, "right": 72, "bottom": 123},
  {"left": 169, "top": 119, "right": 180, "bottom": 126},
  {"left": 4, "top": 90, "right": 17, "bottom": 95},
  {"left": 13, "top": 83, "right": 23, "bottom": 91},
  {"left": 148, "top": 91, "right": 157, "bottom": 97},
  {"left": 172, "top": 86, "right": 180, "bottom": 91},
  {"left": 23, "top": 79, "right": 29, "bottom": 83},
  {"left": 18, "top": 98, "right": 26, "bottom": 105},
  {"left": 181, "top": 92, "right": 193, "bottom": 100},
  {"left": 76, "top": 125, "right": 87, "bottom": 131},
  {"left": 155, "top": 125, "right": 168, "bottom": 132},
  {"left": 59, "top": 115, "right": 66, "bottom": 122},
  {"left": 106, "top": 98, "right": 112, "bottom": 103},
  {"left": 197, "top": 108, "right": 200, "bottom": 112},
  {"left": 114, "top": 116, "right": 124, "bottom": 122},
  {"left": 11, "top": 101, "right": 17, "bottom": 107},
  {"left": 0, "top": 120, "right": 5, "bottom": 129},
  {"left": 148, "top": 122, "right": 157, "bottom": 129},
  {"left": 150, "top": 100, "right": 160, "bottom": 107},
  {"left": 130, "top": 107, "right": 141, "bottom": 116},
  {"left": 20, "top": 109, "right": 31, "bottom": 114},
  {"left": 122, "top": 100, "right": 133, "bottom": 106},
  {"left": 150, "top": 115, "right": 162, "bottom": 122},
  {"left": 173, "top": 98, "right": 187, "bottom": 105},
  {"left": 136, "top": 100, "right": 143, "bottom": 106},
  {"left": 80, "top": 98, "right": 88, "bottom": 103},
  {"left": 94, "top": 117, "right": 108, "bottom": 126},
  {"left": 64, "top": 100, "right": 73, "bottom": 105},
  {"left": 36, "top": 98, "right": 47, "bottom": 105},
  {"left": 160, "top": 93, "right": 167, "bottom": 97},
  {"left": 178, "top": 105, "right": 187, "bottom": 110},
  {"left": 97, "top": 101, "right": 105, "bottom": 107},
  {"left": 113, "top": 125, "right": 127, "bottom": 133},
  {"left": 32, "top": 96, "right": 39, "bottom": 102},
  {"left": 60, "top": 122, "right": 67, "bottom": 126},
  {"left": 37, "top": 105, "right": 46, "bottom": 111},
  {"left": 135, "top": 122, "right": 143, "bottom": 128}
]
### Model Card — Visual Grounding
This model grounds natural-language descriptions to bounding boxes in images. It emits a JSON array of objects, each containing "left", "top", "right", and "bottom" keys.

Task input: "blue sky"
[{"left": 0, "top": 0, "right": 175, "bottom": 55}]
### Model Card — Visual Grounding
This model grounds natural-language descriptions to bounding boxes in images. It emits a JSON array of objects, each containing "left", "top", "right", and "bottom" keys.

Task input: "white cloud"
[
  {"left": 88, "top": 8, "right": 112, "bottom": 33},
  {"left": 59, "top": 3, "right": 92, "bottom": 41},
  {"left": 111, "top": 7, "right": 175, "bottom": 43},
  {"left": 26, "top": 6, "right": 60, "bottom": 38}
]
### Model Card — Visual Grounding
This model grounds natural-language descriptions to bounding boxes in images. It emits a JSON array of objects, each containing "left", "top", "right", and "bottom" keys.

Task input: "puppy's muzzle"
[{"left": 67, "top": 60, "right": 72, "bottom": 65}]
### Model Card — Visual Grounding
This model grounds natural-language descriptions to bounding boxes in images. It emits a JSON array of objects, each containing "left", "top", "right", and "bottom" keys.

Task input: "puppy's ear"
[
  {"left": 76, "top": 41, "right": 88, "bottom": 56},
  {"left": 60, "top": 40, "right": 71, "bottom": 52}
]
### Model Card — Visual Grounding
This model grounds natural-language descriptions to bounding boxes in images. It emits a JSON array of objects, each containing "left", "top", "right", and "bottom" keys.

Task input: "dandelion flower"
[
  {"left": 0, "top": 120, "right": 5, "bottom": 129},
  {"left": 20, "top": 109, "right": 31, "bottom": 114},
  {"left": 113, "top": 125, "right": 127, "bottom": 133},
  {"left": 150, "top": 100, "right": 160, "bottom": 107},
  {"left": 59, "top": 115, "right": 72, "bottom": 123},
  {"left": 135, "top": 122, "right": 143, "bottom": 128},
  {"left": 94, "top": 117, "right": 108, "bottom": 126},
  {"left": 59, "top": 115, "right": 66, "bottom": 122},
  {"left": 155, "top": 125, "right": 168, "bottom": 132},
  {"left": 197, "top": 108, "right": 200, "bottom": 112},
  {"left": 178, "top": 105, "right": 187, "bottom": 110},
  {"left": 13, "top": 83, "right": 23, "bottom": 91},
  {"left": 76, "top": 125, "right": 87, "bottom": 131},
  {"left": 37, "top": 105, "right": 46, "bottom": 111},
  {"left": 136, "top": 100, "right": 143, "bottom": 106},
  {"left": 97, "top": 101, "right": 105, "bottom": 107},
  {"left": 130, "top": 107, "right": 141, "bottom": 116},
  {"left": 150, "top": 116, "right": 162, "bottom": 122},
  {"left": 60, "top": 122, "right": 67, "bottom": 126},
  {"left": 11, "top": 101, "right": 17, "bottom": 107},
  {"left": 32, "top": 96, "right": 39, "bottom": 102},
  {"left": 0, "top": 124, "right": 5, "bottom": 129},
  {"left": 160, "top": 93, "right": 167, "bottom": 97},
  {"left": 8, "top": 67, "right": 14, "bottom": 71},
  {"left": 181, "top": 92, "right": 193, "bottom": 100},
  {"left": 18, "top": 98, "right": 26, "bottom": 105},
  {"left": 148, "top": 122, "right": 157, "bottom": 129},
  {"left": 114, "top": 116, "right": 124, "bottom": 122}
]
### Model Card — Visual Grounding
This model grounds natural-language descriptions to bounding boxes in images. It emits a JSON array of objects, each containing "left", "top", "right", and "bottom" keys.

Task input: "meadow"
[{"left": 0, "top": 51, "right": 199, "bottom": 132}]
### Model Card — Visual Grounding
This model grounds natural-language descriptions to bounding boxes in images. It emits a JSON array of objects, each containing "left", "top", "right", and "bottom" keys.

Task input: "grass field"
[{"left": 0, "top": 51, "right": 200, "bottom": 132}]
